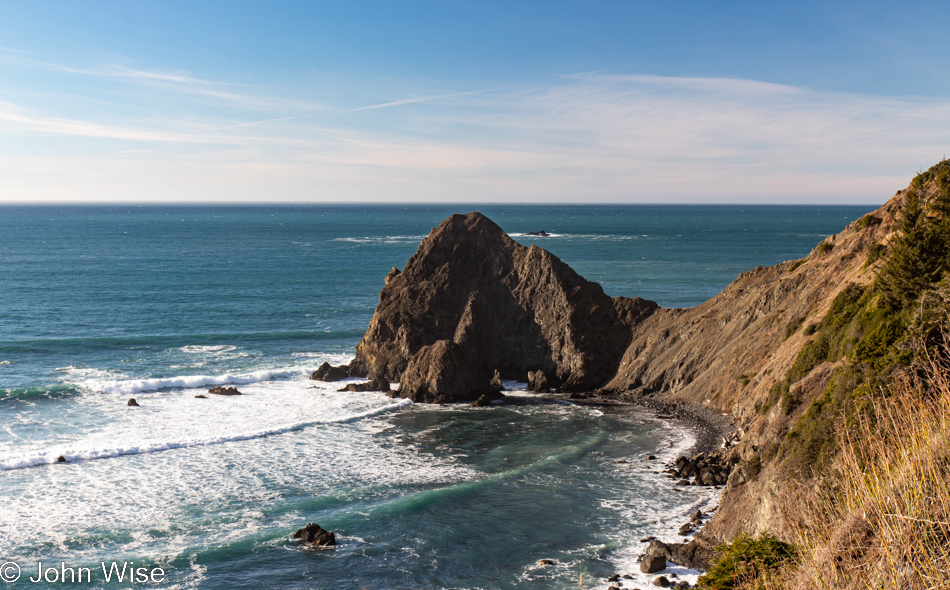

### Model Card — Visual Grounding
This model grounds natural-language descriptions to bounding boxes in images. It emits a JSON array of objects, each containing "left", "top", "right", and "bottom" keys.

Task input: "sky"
[{"left": 0, "top": 1, "right": 948, "bottom": 204}]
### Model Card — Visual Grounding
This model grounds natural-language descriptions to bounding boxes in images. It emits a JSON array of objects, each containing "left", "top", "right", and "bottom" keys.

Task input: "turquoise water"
[{"left": 0, "top": 205, "right": 872, "bottom": 589}]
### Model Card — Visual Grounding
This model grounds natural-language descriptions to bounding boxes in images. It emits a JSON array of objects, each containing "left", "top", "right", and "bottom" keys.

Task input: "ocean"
[{"left": 0, "top": 204, "right": 873, "bottom": 589}]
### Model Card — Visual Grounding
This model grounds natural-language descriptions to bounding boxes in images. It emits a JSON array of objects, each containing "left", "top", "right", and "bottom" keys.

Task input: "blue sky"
[{"left": 0, "top": 1, "right": 948, "bottom": 203}]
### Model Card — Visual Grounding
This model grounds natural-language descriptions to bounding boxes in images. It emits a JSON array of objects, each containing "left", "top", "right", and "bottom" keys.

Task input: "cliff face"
[{"left": 352, "top": 212, "right": 658, "bottom": 398}]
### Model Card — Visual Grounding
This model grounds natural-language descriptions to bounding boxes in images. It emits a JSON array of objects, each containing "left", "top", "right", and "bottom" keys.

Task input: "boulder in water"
[
  {"left": 527, "top": 370, "right": 550, "bottom": 393},
  {"left": 292, "top": 523, "right": 336, "bottom": 547},
  {"left": 127, "top": 398, "right": 140, "bottom": 407},
  {"left": 208, "top": 386, "right": 242, "bottom": 396},
  {"left": 337, "top": 377, "right": 391, "bottom": 393},
  {"left": 309, "top": 362, "right": 350, "bottom": 382}
]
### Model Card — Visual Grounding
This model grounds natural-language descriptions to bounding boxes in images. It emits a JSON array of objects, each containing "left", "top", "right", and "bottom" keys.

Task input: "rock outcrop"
[
  {"left": 396, "top": 340, "right": 494, "bottom": 403},
  {"left": 310, "top": 362, "right": 350, "bottom": 382},
  {"left": 352, "top": 212, "right": 658, "bottom": 400},
  {"left": 208, "top": 386, "right": 242, "bottom": 395},
  {"left": 292, "top": 523, "right": 336, "bottom": 547},
  {"left": 337, "top": 377, "right": 391, "bottom": 393}
]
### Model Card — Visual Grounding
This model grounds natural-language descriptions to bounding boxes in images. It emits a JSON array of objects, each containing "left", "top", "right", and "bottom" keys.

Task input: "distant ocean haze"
[{"left": 0, "top": 204, "right": 873, "bottom": 589}]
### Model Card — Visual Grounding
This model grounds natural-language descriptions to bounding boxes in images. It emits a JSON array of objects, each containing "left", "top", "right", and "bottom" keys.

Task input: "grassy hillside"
[{"left": 697, "top": 159, "right": 950, "bottom": 589}]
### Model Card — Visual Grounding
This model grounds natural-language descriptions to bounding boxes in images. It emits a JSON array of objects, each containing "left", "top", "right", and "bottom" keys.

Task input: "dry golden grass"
[{"left": 780, "top": 343, "right": 950, "bottom": 590}]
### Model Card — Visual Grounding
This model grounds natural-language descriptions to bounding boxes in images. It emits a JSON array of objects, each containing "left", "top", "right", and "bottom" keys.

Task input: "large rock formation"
[{"left": 352, "top": 212, "right": 658, "bottom": 400}]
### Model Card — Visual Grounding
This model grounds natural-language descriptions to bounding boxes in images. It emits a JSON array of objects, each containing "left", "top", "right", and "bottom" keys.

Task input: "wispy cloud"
[
  {"left": 1, "top": 66, "right": 948, "bottom": 203},
  {"left": 333, "top": 89, "right": 496, "bottom": 114}
]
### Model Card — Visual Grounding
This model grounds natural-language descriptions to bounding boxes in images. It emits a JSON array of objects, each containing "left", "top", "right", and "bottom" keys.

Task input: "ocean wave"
[
  {"left": 179, "top": 345, "right": 238, "bottom": 354},
  {"left": 0, "top": 399, "right": 413, "bottom": 471},
  {"left": 78, "top": 368, "right": 311, "bottom": 395},
  {"left": 331, "top": 235, "right": 426, "bottom": 245},
  {"left": 0, "top": 384, "right": 82, "bottom": 401}
]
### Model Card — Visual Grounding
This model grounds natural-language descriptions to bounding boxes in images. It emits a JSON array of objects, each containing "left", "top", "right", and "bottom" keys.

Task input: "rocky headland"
[{"left": 312, "top": 162, "right": 950, "bottom": 586}]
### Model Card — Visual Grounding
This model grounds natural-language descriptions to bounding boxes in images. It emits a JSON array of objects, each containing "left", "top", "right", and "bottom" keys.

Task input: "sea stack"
[{"left": 350, "top": 212, "right": 658, "bottom": 402}]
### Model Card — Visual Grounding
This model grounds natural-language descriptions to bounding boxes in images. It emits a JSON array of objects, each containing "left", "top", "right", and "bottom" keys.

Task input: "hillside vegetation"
[{"left": 698, "top": 159, "right": 950, "bottom": 589}]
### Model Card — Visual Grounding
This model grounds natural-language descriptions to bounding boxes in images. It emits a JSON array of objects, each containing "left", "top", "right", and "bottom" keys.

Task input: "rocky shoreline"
[{"left": 559, "top": 392, "right": 735, "bottom": 587}]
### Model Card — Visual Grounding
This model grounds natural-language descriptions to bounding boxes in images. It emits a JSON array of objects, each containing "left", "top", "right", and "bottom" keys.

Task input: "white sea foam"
[
  {"left": 179, "top": 345, "right": 237, "bottom": 354},
  {"left": 71, "top": 367, "right": 312, "bottom": 395},
  {"left": 0, "top": 398, "right": 412, "bottom": 470},
  {"left": 508, "top": 232, "right": 564, "bottom": 238},
  {"left": 595, "top": 417, "right": 722, "bottom": 589},
  {"left": 331, "top": 235, "right": 426, "bottom": 244}
]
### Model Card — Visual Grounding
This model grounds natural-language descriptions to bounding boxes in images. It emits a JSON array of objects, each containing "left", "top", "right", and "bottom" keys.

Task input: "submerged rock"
[
  {"left": 208, "top": 386, "right": 242, "bottom": 396},
  {"left": 292, "top": 523, "right": 336, "bottom": 547}
]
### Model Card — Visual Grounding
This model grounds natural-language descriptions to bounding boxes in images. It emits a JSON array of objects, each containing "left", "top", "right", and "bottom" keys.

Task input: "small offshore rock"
[
  {"left": 470, "top": 394, "right": 493, "bottom": 407},
  {"left": 309, "top": 362, "right": 349, "bottom": 382},
  {"left": 622, "top": 573, "right": 634, "bottom": 579},
  {"left": 527, "top": 370, "right": 550, "bottom": 393},
  {"left": 689, "top": 509, "right": 704, "bottom": 524},
  {"left": 56, "top": 455, "right": 66, "bottom": 463},
  {"left": 678, "top": 523, "right": 694, "bottom": 536},
  {"left": 654, "top": 576, "right": 671, "bottom": 587},
  {"left": 537, "top": 559, "right": 555, "bottom": 565},
  {"left": 127, "top": 398, "right": 140, "bottom": 407},
  {"left": 337, "top": 377, "right": 391, "bottom": 393},
  {"left": 292, "top": 523, "right": 336, "bottom": 547},
  {"left": 647, "top": 455, "right": 657, "bottom": 460},
  {"left": 208, "top": 386, "right": 242, "bottom": 395},
  {"left": 640, "top": 554, "right": 666, "bottom": 574},
  {"left": 194, "top": 394, "right": 207, "bottom": 398},
  {"left": 676, "top": 479, "right": 690, "bottom": 486},
  {"left": 525, "top": 230, "right": 550, "bottom": 237},
  {"left": 607, "top": 574, "right": 621, "bottom": 582},
  {"left": 490, "top": 369, "right": 504, "bottom": 391}
]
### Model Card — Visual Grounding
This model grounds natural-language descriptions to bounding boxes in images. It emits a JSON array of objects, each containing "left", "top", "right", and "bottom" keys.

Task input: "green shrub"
[
  {"left": 788, "top": 259, "right": 805, "bottom": 272},
  {"left": 815, "top": 241, "right": 834, "bottom": 255},
  {"left": 865, "top": 242, "right": 886, "bottom": 266},
  {"left": 784, "top": 316, "right": 805, "bottom": 340},
  {"left": 856, "top": 213, "right": 881, "bottom": 229},
  {"left": 697, "top": 534, "right": 799, "bottom": 590}
]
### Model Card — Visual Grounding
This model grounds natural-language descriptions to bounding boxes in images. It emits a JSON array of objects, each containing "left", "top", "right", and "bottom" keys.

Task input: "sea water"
[{"left": 0, "top": 205, "right": 873, "bottom": 589}]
